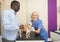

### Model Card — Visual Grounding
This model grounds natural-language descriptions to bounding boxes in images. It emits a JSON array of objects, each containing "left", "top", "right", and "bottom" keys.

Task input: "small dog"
[
  {"left": 26, "top": 21, "right": 35, "bottom": 38},
  {"left": 18, "top": 25, "right": 25, "bottom": 38}
]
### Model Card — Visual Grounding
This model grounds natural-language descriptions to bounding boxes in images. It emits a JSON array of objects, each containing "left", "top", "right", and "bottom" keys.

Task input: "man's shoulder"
[{"left": 2, "top": 9, "right": 11, "bottom": 16}]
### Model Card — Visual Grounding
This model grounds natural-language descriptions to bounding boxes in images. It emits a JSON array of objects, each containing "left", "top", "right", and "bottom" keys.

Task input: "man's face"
[
  {"left": 12, "top": 3, "right": 20, "bottom": 12},
  {"left": 32, "top": 13, "right": 38, "bottom": 21}
]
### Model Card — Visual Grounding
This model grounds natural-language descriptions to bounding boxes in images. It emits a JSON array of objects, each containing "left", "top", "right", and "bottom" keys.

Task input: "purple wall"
[{"left": 48, "top": 0, "right": 57, "bottom": 37}]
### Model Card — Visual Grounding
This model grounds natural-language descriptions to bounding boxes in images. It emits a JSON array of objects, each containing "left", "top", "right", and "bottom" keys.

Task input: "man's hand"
[{"left": 35, "top": 28, "right": 40, "bottom": 34}]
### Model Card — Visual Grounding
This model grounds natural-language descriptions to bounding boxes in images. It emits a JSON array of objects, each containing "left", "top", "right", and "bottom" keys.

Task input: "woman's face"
[{"left": 32, "top": 12, "right": 38, "bottom": 21}]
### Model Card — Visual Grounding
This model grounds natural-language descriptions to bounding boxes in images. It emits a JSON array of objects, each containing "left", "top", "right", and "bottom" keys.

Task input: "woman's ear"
[{"left": 37, "top": 14, "right": 39, "bottom": 18}]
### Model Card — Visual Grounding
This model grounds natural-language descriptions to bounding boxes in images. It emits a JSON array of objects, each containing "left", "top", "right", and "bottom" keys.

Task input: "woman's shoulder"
[{"left": 38, "top": 19, "right": 42, "bottom": 22}]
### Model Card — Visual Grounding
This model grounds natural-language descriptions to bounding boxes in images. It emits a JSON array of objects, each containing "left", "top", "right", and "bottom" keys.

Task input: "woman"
[{"left": 30, "top": 12, "right": 48, "bottom": 42}]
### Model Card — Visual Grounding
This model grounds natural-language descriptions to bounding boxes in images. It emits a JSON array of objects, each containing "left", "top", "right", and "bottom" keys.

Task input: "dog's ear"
[{"left": 20, "top": 25, "right": 24, "bottom": 29}]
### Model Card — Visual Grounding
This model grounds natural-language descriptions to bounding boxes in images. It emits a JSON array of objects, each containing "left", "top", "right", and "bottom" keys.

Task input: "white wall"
[
  {"left": 1, "top": 0, "right": 13, "bottom": 11},
  {"left": 16, "top": 0, "right": 27, "bottom": 24},
  {"left": 57, "top": 0, "right": 60, "bottom": 30}
]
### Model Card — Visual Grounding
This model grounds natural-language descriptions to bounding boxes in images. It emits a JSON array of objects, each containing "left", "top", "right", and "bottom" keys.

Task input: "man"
[
  {"left": 2, "top": 1, "right": 20, "bottom": 42},
  {"left": 31, "top": 12, "right": 48, "bottom": 42}
]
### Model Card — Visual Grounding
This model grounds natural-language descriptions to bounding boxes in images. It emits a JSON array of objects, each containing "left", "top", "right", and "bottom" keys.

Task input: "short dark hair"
[{"left": 11, "top": 1, "right": 20, "bottom": 8}]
